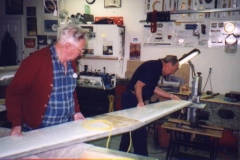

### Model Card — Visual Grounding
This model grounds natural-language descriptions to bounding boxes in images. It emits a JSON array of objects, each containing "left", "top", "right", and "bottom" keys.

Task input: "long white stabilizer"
[{"left": 0, "top": 100, "right": 192, "bottom": 158}]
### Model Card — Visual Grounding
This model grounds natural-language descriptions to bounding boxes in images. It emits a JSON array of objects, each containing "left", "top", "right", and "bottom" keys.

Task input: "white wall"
[
  {"left": 64, "top": 0, "right": 240, "bottom": 94},
  {"left": 0, "top": 0, "right": 239, "bottom": 94}
]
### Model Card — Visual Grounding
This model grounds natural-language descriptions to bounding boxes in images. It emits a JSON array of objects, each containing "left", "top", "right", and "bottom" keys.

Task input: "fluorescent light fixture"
[{"left": 179, "top": 49, "right": 201, "bottom": 66}]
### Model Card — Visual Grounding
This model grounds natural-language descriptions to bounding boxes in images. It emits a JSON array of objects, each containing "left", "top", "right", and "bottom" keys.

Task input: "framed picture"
[
  {"left": 42, "top": 19, "right": 58, "bottom": 35},
  {"left": 84, "top": 49, "right": 94, "bottom": 55},
  {"left": 37, "top": 35, "right": 48, "bottom": 45},
  {"left": 104, "top": 0, "right": 121, "bottom": 8},
  {"left": 24, "top": 38, "right": 36, "bottom": 48},
  {"left": 27, "top": 17, "right": 37, "bottom": 36},
  {"left": 43, "top": 0, "right": 58, "bottom": 14},
  {"left": 103, "top": 45, "right": 113, "bottom": 55},
  {"left": 130, "top": 43, "right": 141, "bottom": 60},
  {"left": 5, "top": 0, "right": 23, "bottom": 15},
  {"left": 26, "top": 7, "right": 36, "bottom": 16},
  {"left": 47, "top": 35, "right": 57, "bottom": 45}
]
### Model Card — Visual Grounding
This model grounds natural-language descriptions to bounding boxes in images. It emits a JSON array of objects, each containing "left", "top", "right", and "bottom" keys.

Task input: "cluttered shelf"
[
  {"left": 81, "top": 55, "right": 122, "bottom": 60},
  {"left": 139, "top": 7, "right": 240, "bottom": 22},
  {"left": 165, "top": 91, "right": 240, "bottom": 107}
]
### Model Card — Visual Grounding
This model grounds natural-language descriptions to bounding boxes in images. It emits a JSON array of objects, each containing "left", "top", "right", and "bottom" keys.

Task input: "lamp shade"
[{"left": 179, "top": 49, "right": 201, "bottom": 66}]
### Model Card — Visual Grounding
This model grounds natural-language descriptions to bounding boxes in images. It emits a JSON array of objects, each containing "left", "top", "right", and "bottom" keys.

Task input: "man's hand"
[
  {"left": 10, "top": 126, "right": 22, "bottom": 136},
  {"left": 137, "top": 101, "right": 145, "bottom": 107},
  {"left": 74, "top": 112, "right": 85, "bottom": 120},
  {"left": 170, "top": 94, "right": 181, "bottom": 100}
]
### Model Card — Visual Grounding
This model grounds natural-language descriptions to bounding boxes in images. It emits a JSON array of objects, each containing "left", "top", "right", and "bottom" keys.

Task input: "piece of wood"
[
  {"left": 161, "top": 122, "right": 223, "bottom": 138},
  {"left": 168, "top": 118, "right": 224, "bottom": 131},
  {"left": 200, "top": 94, "right": 240, "bottom": 106},
  {"left": 0, "top": 100, "right": 191, "bottom": 158},
  {"left": 126, "top": 60, "right": 144, "bottom": 73},
  {"left": 201, "top": 93, "right": 220, "bottom": 99}
]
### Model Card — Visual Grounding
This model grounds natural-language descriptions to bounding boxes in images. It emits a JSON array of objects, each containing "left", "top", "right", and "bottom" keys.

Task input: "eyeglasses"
[{"left": 72, "top": 44, "right": 85, "bottom": 53}]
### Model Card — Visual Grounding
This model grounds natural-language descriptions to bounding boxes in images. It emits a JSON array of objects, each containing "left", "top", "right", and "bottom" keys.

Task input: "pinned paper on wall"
[
  {"left": 24, "top": 38, "right": 36, "bottom": 48},
  {"left": 103, "top": 41, "right": 113, "bottom": 55},
  {"left": 84, "top": 42, "right": 94, "bottom": 55},
  {"left": 130, "top": 43, "right": 141, "bottom": 60}
]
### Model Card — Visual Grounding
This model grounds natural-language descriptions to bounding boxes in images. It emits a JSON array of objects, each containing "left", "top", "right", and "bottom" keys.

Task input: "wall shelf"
[
  {"left": 81, "top": 55, "right": 122, "bottom": 60},
  {"left": 140, "top": 7, "right": 240, "bottom": 22},
  {"left": 171, "top": 7, "right": 240, "bottom": 14}
]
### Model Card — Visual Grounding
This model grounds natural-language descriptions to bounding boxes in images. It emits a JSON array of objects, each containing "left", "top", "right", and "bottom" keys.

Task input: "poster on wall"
[
  {"left": 27, "top": 17, "right": 37, "bottom": 36},
  {"left": 84, "top": 42, "right": 94, "bottom": 55},
  {"left": 42, "top": 19, "right": 58, "bottom": 35},
  {"left": 103, "top": 41, "right": 113, "bottom": 55},
  {"left": 43, "top": 0, "right": 58, "bottom": 14},
  {"left": 26, "top": 7, "right": 36, "bottom": 17},
  {"left": 24, "top": 38, "right": 36, "bottom": 48},
  {"left": 130, "top": 42, "right": 141, "bottom": 60},
  {"left": 47, "top": 35, "right": 57, "bottom": 45},
  {"left": 37, "top": 35, "right": 48, "bottom": 45},
  {"left": 103, "top": 46, "right": 113, "bottom": 55},
  {"left": 5, "top": 0, "right": 23, "bottom": 15}
]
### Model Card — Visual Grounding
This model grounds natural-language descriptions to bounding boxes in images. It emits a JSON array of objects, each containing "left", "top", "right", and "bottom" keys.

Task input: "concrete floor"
[{"left": 87, "top": 131, "right": 238, "bottom": 160}]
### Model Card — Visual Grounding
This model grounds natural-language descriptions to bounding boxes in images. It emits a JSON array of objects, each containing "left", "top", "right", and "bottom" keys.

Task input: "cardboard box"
[{"left": 125, "top": 60, "right": 190, "bottom": 85}]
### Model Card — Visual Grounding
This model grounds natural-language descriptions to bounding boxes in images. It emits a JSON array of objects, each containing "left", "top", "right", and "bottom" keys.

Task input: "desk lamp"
[
  {"left": 179, "top": 49, "right": 206, "bottom": 126},
  {"left": 178, "top": 48, "right": 201, "bottom": 102},
  {"left": 179, "top": 48, "right": 200, "bottom": 76}
]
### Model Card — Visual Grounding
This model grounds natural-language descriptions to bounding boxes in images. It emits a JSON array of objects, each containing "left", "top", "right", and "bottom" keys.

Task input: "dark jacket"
[{"left": 0, "top": 31, "right": 17, "bottom": 66}]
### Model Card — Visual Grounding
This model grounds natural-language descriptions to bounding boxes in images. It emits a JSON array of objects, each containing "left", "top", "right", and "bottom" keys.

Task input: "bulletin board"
[{"left": 143, "top": 0, "right": 240, "bottom": 50}]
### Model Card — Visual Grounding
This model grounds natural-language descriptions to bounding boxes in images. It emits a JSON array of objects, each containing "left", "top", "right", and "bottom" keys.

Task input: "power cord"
[
  {"left": 202, "top": 68, "right": 213, "bottom": 93},
  {"left": 82, "top": 119, "right": 113, "bottom": 148},
  {"left": 82, "top": 119, "right": 132, "bottom": 152},
  {"left": 188, "top": 61, "right": 196, "bottom": 77}
]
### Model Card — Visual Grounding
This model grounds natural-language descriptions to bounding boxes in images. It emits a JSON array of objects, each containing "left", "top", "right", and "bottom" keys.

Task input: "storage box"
[{"left": 157, "top": 124, "right": 170, "bottom": 149}]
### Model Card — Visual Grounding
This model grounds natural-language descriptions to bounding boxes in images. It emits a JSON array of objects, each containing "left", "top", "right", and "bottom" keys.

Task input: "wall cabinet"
[
  {"left": 58, "top": 24, "right": 125, "bottom": 59},
  {"left": 58, "top": 24, "right": 126, "bottom": 77}
]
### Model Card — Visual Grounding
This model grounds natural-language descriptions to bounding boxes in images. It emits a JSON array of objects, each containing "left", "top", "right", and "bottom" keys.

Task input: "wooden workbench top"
[
  {"left": 200, "top": 94, "right": 240, "bottom": 106},
  {"left": 162, "top": 118, "right": 223, "bottom": 138}
]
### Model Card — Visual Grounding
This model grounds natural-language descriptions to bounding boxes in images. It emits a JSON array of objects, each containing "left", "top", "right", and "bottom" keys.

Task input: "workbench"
[
  {"left": 200, "top": 94, "right": 240, "bottom": 158},
  {"left": 200, "top": 94, "right": 240, "bottom": 130},
  {"left": 162, "top": 118, "right": 223, "bottom": 160}
]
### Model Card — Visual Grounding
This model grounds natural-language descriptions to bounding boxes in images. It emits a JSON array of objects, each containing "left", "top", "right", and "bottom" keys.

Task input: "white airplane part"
[{"left": 0, "top": 100, "right": 192, "bottom": 158}]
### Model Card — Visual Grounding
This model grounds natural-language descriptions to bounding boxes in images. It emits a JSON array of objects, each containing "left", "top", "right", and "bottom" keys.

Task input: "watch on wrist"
[{"left": 86, "top": 0, "right": 95, "bottom": 4}]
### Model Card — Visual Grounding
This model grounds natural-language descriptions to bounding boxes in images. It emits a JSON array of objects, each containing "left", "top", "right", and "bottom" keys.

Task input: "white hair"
[{"left": 57, "top": 24, "right": 86, "bottom": 45}]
